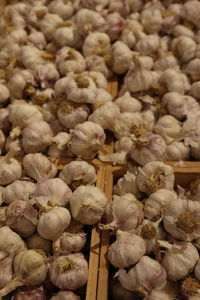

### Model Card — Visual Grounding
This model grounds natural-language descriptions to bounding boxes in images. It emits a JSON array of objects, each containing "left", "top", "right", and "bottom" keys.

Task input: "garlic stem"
[{"left": 0, "top": 278, "right": 23, "bottom": 297}]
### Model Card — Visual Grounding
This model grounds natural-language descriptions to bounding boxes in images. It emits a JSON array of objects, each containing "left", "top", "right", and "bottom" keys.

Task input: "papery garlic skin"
[
  {"left": 163, "top": 199, "right": 200, "bottom": 241},
  {"left": 34, "top": 63, "right": 60, "bottom": 89},
  {"left": 173, "top": 24, "right": 195, "bottom": 39},
  {"left": 166, "top": 142, "right": 190, "bottom": 161},
  {"left": 140, "top": 7, "right": 163, "bottom": 34},
  {"left": 12, "top": 286, "right": 46, "bottom": 300},
  {"left": 144, "top": 189, "right": 177, "bottom": 221},
  {"left": 108, "top": 230, "right": 146, "bottom": 268},
  {"left": 48, "top": 132, "right": 72, "bottom": 158},
  {"left": 117, "top": 256, "right": 166, "bottom": 296},
  {"left": 84, "top": 71, "right": 108, "bottom": 90},
  {"left": 59, "top": 161, "right": 96, "bottom": 189},
  {"left": 49, "top": 253, "right": 88, "bottom": 290},
  {"left": 22, "top": 121, "right": 53, "bottom": 153},
  {"left": 70, "top": 121, "right": 106, "bottom": 159},
  {"left": 83, "top": 32, "right": 111, "bottom": 57},
  {"left": 53, "top": 231, "right": 86, "bottom": 256},
  {"left": 85, "top": 55, "right": 110, "bottom": 78},
  {"left": 23, "top": 153, "right": 57, "bottom": 182},
  {"left": 106, "top": 12, "right": 124, "bottom": 42},
  {"left": 162, "top": 92, "right": 186, "bottom": 121},
  {"left": 5, "top": 136, "right": 25, "bottom": 157},
  {"left": 48, "top": 0, "right": 74, "bottom": 20},
  {"left": 37, "top": 207, "right": 71, "bottom": 241},
  {"left": 115, "top": 92, "right": 142, "bottom": 113},
  {"left": 50, "top": 291, "right": 81, "bottom": 300},
  {"left": 0, "top": 257, "right": 13, "bottom": 290},
  {"left": 110, "top": 279, "right": 135, "bottom": 300},
  {"left": 144, "top": 290, "right": 172, "bottom": 300},
  {"left": 70, "top": 186, "right": 107, "bottom": 225},
  {"left": 28, "top": 31, "right": 47, "bottom": 50},
  {"left": 160, "top": 68, "right": 191, "bottom": 94},
  {"left": 54, "top": 24, "right": 82, "bottom": 49},
  {"left": 182, "top": 0, "right": 200, "bottom": 29},
  {"left": 136, "top": 161, "right": 174, "bottom": 195},
  {"left": 39, "top": 13, "right": 63, "bottom": 40},
  {"left": 0, "top": 84, "right": 10, "bottom": 104},
  {"left": 26, "top": 233, "right": 51, "bottom": 254},
  {"left": 172, "top": 36, "right": 196, "bottom": 63},
  {"left": 156, "top": 241, "right": 199, "bottom": 281},
  {"left": 3, "top": 181, "right": 36, "bottom": 204},
  {"left": 153, "top": 54, "right": 178, "bottom": 71},
  {"left": 111, "top": 41, "right": 133, "bottom": 74}
]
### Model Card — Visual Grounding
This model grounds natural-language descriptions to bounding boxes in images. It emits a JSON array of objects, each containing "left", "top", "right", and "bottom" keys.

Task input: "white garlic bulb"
[
  {"left": 166, "top": 142, "right": 190, "bottom": 161},
  {"left": 48, "top": 132, "right": 72, "bottom": 158},
  {"left": 172, "top": 36, "right": 196, "bottom": 63},
  {"left": 101, "top": 194, "right": 144, "bottom": 232},
  {"left": 50, "top": 291, "right": 81, "bottom": 300},
  {"left": 54, "top": 23, "right": 82, "bottom": 48},
  {"left": 0, "top": 84, "right": 10, "bottom": 104},
  {"left": 83, "top": 32, "right": 111, "bottom": 57},
  {"left": 37, "top": 207, "right": 71, "bottom": 241},
  {"left": 182, "top": 0, "right": 200, "bottom": 29},
  {"left": 162, "top": 92, "right": 186, "bottom": 120},
  {"left": 34, "top": 178, "right": 72, "bottom": 207},
  {"left": 173, "top": 24, "right": 195, "bottom": 39},
  {"left": 117, "top": 256, "right": 166, "bottom": 296},
  {"left": 28, "top": 30, "right": 47, "bottom": 50},
  {"left": 3, "top": 180, "right": 36, "bottom": 204},
  {"left": 84, "top": 71, "right": 108, "bottom": 90},
  {"left": 106, "top": 12, "right": 124, "bottom": 42},
  {"left": 185, "top": 58, "right": 200, "bottom": 80},
  {"left": 26, "top": 233, "right": 51, "bottom": 254},
  {"left": 85, "top": 55, "right": 110, "bottom": 78},
  {"left": 70, "top": 186, "right": 107, "bottom": 225},
  {"left": 135, "top": 35, "right": 160, "bottom": 56},
  {"left": 113, "top": 112, "right": 143, "bottom": 139},
  {"left": 111, "top": 41, "right": 133, "bottom": 74},
  {"left": 141, "top": 7, "right": 163, "bottom": 34},
  {"left": 163, "top": 198, "right": 200, "bottom": 241},
  {"left": 34, "top": 63, "right": 60, "bottom": 88},
  {"left": 114, "top": 170, "right": 142, "bottom": 199},
  {"left": 59, "top": 161, "right": 96, "bottom": 190},
  {"left": 55, "top": 47, "right": 86, "bottom": 76},
  {"left": 108, "top": 230, "right": 146, "bottom": 268},
  {"left": 0, "top": 257, "right": 13, "bottom": 290},
  {"left": 136, "top": 161, "right": 174, "bottom": 195},
  {"left": 22, "top": 121, "right": 53, "bottom": 153},
  {"left": 191, "top": 81, "right": 200, "bottom": 99},
  {"left": 5, "top": 136, "right": 25, "bottom": 157},
  {"left": 156, "top": 240, "right": 199, "bottom": 281},
  {"left": 70, "top": 121, "right": 106, "bottom": 159},
  {"left": 153, "top": 54, "right": 178, "bottom": 71},
  {"left": 160, "top": 68, "right": 191, "bottom": 94},
  {"left": 48, "top": 0, "right": 74, "bottom": 20},
  {"left": 115, "top": 92, "right": 142, "bottom": 113},
  {"left": 144, "top": 189, "right": 177, "bottom": 221},
  {"left": 39, "top": 13, "right": 63, "bottom": 39},
  {"left": 49, "top": 253, "right": 88, "bottom": 290},
  {"left": 144, "top": 290, "right": 172, "bottom": 300},
  {"left": 23, "top": 153, "right": 57, "bottom": 182}
]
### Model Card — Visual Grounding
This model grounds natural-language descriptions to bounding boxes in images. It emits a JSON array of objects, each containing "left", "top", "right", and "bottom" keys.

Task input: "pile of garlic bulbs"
[
  {"left": 106, "top": 161, "right": 200, "bottom": 299},
  {"left": 0, "top": 157, "right": 107, "bottom": 299}
]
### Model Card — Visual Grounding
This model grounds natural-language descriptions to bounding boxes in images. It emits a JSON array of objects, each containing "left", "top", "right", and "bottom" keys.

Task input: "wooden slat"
[{"left": 86, "top": 165, "right": 106, "bottom": 300}]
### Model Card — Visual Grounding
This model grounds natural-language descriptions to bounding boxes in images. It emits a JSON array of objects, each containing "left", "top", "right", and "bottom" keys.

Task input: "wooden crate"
[{"left": 97, "top": 163, "right": 200, "bottom": 300}]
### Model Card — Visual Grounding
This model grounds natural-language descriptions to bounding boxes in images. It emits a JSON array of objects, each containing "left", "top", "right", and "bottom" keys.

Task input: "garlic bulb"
[
  {"left": 58, "top": 101, "right": 89, "bottom": 129},
  {"left": 26, "top": 233, "right": 51, "bottom": 254},
  {"left": 117, "top": 256, "right": 166, "bottom": 296},
  {"left": 153, "top": 54, "right": 178, "bottom": 71},
  {"left": 173, "top": 24, "right": 195, "bottom": 39},
  {"left": 34, "top": 63, "right": 60, "bottom": 88},
  {"left": 54, "top": 23, "right": 82, "bottom": 49},
  {"left": 6, "top": 200, "right": 38, "bottom": 237},
  {"left": 163, "top": 198, "right": 200, "bottom": 241},
  {"left": 55, "top": 47, "right": 86, "bottom": 76},
  {"left": 100, "top": 194, "right": 144, "bottom": 232},
  {"left": 162, "top": 92, "right": 186, "bottom": 121},
  {"left": 141, "top": 7, "right": 163, "bottom": 34},
  {"left": 185, "top": 58, "right": 200, "bottom": 80},
  {"left": 109, "top": 0, "right": 130, "bottom": 17},
  {"left": 144, "top": 290, "right": 172, "bottom": 300},
  {"left": 0, "top": 84, "right": 10, "bottom": 104},
  {"left": 0, "top": 146, "right": 22, "bottom": 186},
  {"left": 108, "top": 230, "right": 146, "bottom": 268},
  {"left": 136, "top": 161, "right": 174, "bottom": 195},
  {"left": 22, "top": 121, "right": 53, "bottom": 153},
  {"left": 76, "top": 8, "right": 107, "bottom": 37},
  {"left": 135, "top": 35, "right": 160, "bottom": 56},
  {"left": 84, "top": 71, "right": 108, "bottom": 90},
  {"left": 37, "top": 207, "right": 71, "bottom": 241},
  {"left": 106, "top": 12, "right": 124, "bottom": 42},
  {"left": 144, "top": 189, "right": 177, "bottom": 221},
  {"left": 70, "top": 121, "right": 106, "bottom": 159},
  {"left": 160, "top": 68, "right": 191, "bottom": 94},
  {"left": 85, "top": 55, "right": 110, "bottom": 78},
  {"left": 0, "top": 108, "right": 11, "bottom": 135},
  {"left": 111, "top": 279, "right": 135, "bottom": 300},
  {"left": 48, "top": 0, "right": 74, "bottom": 20},
  {"left": 50, "top": 291, "right": 81, "bottom": 300},
  {"left": 191, "top": 82, "right": 200, "bottom": 99},
  {"left": 89, "top": 102, "right": 120, "bottom": 131},
  {"left": 114, "top": 170, "right": 143, "bottom": 199},
  {"left": 5, "top": 136, "right": 25, "bottom": 157},
  {"left": 166, "top": 142, "right": 190, "bottom": 161},
  {"left": 0, "top": 257, "right": 13, "bottom": 290},
  {"left": 9, "top": 103, "right": 43, "bottom": 138},
  {"left": 49, "top": 253, "right": 88, "bottom": 290},
  {"left": 182, "top": 0, "right": 200, "bottom": 29},
  {"left": 48, "top": 132, "right": 72, "bottom": 158},
  {"left": 28, "top": 31, "right": 47, "bottom": 50},
  {"left": 172, "top": 36, "right": 196, "bottom": 63},
  {"left": 0, "top": 249, "right": 47, "bottom": 297},
  {"left": 111, "top": 41, "right": 133, "bottom": 74},
  {"left": 12, "top": 286, "right": 46, "bottom": 300},
  {"left": 53, "top": 230, "right": 86, "bottom": 256},
  {"left": 3, "top": 181, "right": 36, "bottom": 204},
  {"left": 0, "top": 226, "right": 26, "bottom": 259},
  {"left": 195, "top": 259, "right": 200, "bottom": 281},
  {"left": 125, "top": 59, "right": 159, "bottom": 93},
  {"left": 130, "top": 133, "right": 167, "bottom": 166},
  {"left": 156, "top": 240, "right": 199, "bottom": 281},
  {"left": 154, "top": 115, "right": 183, "bottom": 144},
  {"left": 39, "top": 13, "right": 63, "bottom": 39},
  {"left": 115, "top": 92, "right": 142, "bottom": 113},
  {"left": 94, "top": 88, "right": 112, "bottom": 107},
  {"left": 83, "top": 32, "right": 111, "bottom": 57},
  {"left": 70, "top": 186, "right": 107, "bottom": 225},
  {"left": 120, "top": 20, "right": 139, "bottom": 49},
  {"left": 59, "top": 161, "right": 96, "bottom": 190},
  {"left": 34, "top": 178, "right": 72, "bottom": 207},
  {"left": 23, "top": 153, "right": 57, "bottom": 182}
]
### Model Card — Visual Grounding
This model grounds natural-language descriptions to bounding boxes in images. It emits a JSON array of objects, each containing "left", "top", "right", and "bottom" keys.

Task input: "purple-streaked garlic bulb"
[
  {"left": 115, "top": 92, "right": 142, "bottom": 113},
  {"left": 136, "top": 161, "right": 174, "bottom": 195},
  {"left": 144, "top": 189, "right": 177, "bottom": 221},
  {"left": 50, "top": 291, "right": 80, "bottom": 300},
  {"left": 34, "top": 178, "right": 72, "bottom": 207},
  {"left": 70, "top": 186, "right": 107, "bottom": 225},
  {"left": 0, "top": 146, "right": 22, "bottom": 185},
  {"left": 22, "top": 121, "right": 53, "bottom": 154},
  {"left": 70, "top": 121, "right": 106, "bottom": 159},
  {"left": 100, "top": 194, "right": 144, "bottom": 232},
  {"left": 106, "top": 12, "right": 124, "bottom": 42},
  {"left": 163, "top": 198, "right": 200, "bottom": 241},
  {"left": 117, "top": 256, "right": 166, "bottom": 296},
  {"left": 3, "top": 180, "right": 36, "bottom": 204},
  {"left": 108, "top": 230, "right": 146, "bottom": 268},
  {"left": 37, "top": 207, "right": 71, "bottom": 241},
  {"left": 23, "top": 153, "right": 57, "bottom": 182},
  {"left": 34, "top": 63, "right": 59, "bottom": 89},
  {"left": 57, "top": 101, "right": 90, "bottom": 129},
  {"left": 49, "top": 253, "right": 88, "bottom": 290},
  {"left": 12, "top": 286, "right": 46, "bottom": 300},
  {"left": 59, "top": 160, "right": 96, "bottom": 191},
  {"left": 48, "top": 132, "right": 72, "bottom": 158},
  {"left": 130, "top": 133, "right": 167, "bottom": 166},
  {"left": 26, "top": 233, "right": 51, "bottom": 254},
  {"left": 155, "top": 240, "right": 199, "bottom": 281},
  {"left": 6, "top": 200, "right": 38, "bottom": 237}
]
